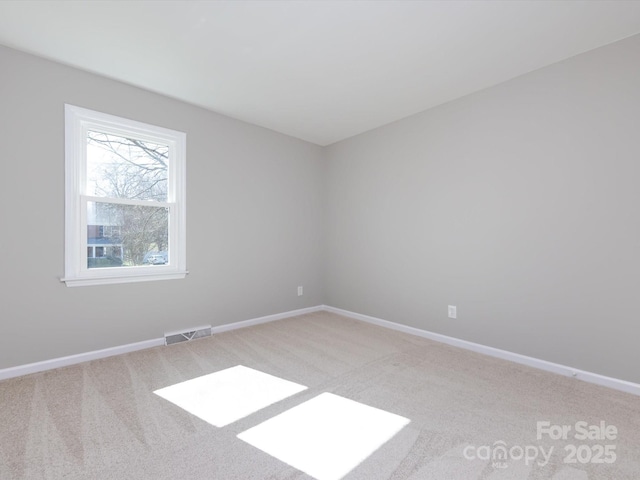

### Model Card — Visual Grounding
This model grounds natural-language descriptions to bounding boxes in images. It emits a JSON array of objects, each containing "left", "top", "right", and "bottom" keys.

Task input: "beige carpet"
[{"left": 1, "top": 311, "right": 638, "bottom": 479}]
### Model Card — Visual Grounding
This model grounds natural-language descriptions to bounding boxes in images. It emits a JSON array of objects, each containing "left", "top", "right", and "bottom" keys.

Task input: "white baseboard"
[
  {"left": 4, "top": 304, "right": 636, "bottom": 397},
  {"left": 322, "top": 305, "right": 640, "bottom": 397},
  {"left": 0, "top": 305, "right": 324, "bottom": 382},
  {"left": 0, "top": 338, "right": 165, "bottom": 381},
  {"left": 210, "top": 305, "right": 324, "bottom": 334}
]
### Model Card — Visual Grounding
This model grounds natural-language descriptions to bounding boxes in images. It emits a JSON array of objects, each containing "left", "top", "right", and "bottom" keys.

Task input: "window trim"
[{"left": 63, "top": 104, "right": 187, "bottom": 287}]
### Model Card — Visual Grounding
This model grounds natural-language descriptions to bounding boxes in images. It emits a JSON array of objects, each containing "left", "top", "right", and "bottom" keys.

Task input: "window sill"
[{"left": 61, "top": 271, "right": 188, "bottom": 287}]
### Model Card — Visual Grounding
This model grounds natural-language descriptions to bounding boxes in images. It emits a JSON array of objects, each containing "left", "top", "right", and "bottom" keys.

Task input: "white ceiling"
[{"left": 1, "top": 1, "right": 640, "bottom": 146}]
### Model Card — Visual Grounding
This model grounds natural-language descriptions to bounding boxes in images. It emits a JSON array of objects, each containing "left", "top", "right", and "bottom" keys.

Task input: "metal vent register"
[{"left": 165, "top": 326, "right": 212, "bottom": 345}]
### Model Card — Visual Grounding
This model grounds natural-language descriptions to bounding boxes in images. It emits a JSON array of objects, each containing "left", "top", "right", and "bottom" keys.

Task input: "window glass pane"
[
  {"left": 86, "top": 131, "right": 168, "bottom": 202},
  {"left": 87, "top": 201, "right": 169, "bottom": 269}
]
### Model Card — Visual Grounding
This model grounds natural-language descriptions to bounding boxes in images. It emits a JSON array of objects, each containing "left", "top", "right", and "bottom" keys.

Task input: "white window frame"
[{"left": 63, "top": 104, "right": 187, "bottom": 287}]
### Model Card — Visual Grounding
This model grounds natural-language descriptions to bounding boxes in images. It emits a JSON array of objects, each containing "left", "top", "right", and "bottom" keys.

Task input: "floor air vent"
[{"left": 165, "top": 325, "right": 212, "bottom": 345}]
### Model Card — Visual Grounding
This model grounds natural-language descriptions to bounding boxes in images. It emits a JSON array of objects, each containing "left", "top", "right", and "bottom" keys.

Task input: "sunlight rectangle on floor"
[
  {"left": 237, "top": 392, "right": 410, "bottom": 480},
  {"left": 154, "top": 365, "right": 307, "bottom": 427}
]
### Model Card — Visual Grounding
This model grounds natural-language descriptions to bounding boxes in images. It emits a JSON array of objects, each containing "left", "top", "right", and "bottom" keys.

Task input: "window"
[{"left": 63, "top": 105, "right": 186, "bottom": 286}]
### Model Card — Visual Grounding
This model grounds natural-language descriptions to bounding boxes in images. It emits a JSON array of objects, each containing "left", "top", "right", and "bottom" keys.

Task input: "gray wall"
[
  {"left": 2, "top": 34, "right": 640, "bottom": 385},
  {"left": 325, "top": 34, "right": 640, "bottom": 384},
  {"left": 0, "top": 45, "right": 324, "bottom": 369}
]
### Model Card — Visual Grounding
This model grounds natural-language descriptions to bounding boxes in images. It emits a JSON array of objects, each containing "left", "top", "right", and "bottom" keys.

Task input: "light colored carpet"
[{"left": 1, "top": 311, "right": 638, "bottom": 479}]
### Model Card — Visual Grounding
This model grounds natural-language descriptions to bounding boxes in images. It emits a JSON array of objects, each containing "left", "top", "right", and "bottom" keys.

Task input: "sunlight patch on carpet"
[
  {"left": 153, "top": 365, "right": 307, "bottom": 427},
  {"left": 237, "top": 392, "right": 410, "bottom": 480}
]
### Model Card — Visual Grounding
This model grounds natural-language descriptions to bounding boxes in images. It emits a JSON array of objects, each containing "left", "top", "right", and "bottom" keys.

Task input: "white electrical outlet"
[
  {"left": 297, "top": 286, "right": 303, "bottom": 296},
  {"left": 448, "top": 305, "right": 457, "bottom": 319}
]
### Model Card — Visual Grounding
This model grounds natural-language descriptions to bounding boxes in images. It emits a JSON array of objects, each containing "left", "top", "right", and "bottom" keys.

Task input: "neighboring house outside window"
[
  {"left": 63, "top": 105, "right": 187, "bottom": 286},
  {"left": 87, "top": 224, "right": 123, "bottom": 267}
]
